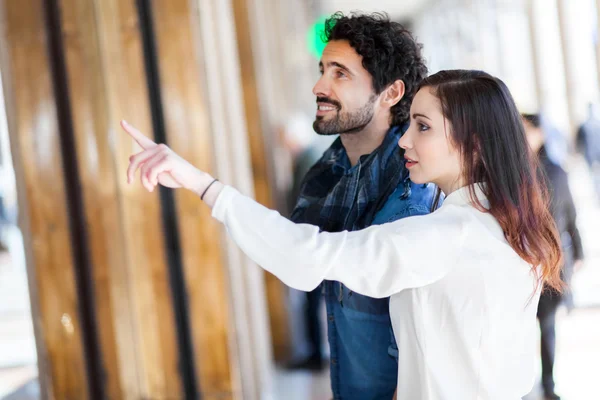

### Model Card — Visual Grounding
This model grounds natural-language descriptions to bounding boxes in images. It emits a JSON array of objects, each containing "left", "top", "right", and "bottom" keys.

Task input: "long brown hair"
[{"left": 423, "top": 70, "right": 563, "bottom": 292}]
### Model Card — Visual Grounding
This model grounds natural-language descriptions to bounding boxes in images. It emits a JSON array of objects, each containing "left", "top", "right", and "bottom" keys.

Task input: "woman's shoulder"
[{"left": 381, "top": 201, "right": 475, "bottom": 243}]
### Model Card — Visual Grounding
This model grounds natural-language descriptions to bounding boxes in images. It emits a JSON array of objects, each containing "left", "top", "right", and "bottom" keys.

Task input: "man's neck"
[{"left": 340, "top": 125, "right": 391, "bottom": 166}]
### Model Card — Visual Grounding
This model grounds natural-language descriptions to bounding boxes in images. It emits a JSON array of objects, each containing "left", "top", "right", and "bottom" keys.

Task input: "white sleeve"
[{"left": 212, "top": 186, "right": 467, "bottom": 297}]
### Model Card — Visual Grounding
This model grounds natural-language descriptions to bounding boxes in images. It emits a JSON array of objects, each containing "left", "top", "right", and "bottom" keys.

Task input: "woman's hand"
[{"left": 121, "top": 120, "right": 216, "bottom": 198}]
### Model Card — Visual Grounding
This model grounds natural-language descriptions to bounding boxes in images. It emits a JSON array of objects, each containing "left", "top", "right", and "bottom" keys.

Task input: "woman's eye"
[{"left": 418, "top": 123, "right": 429, "bottom": 132}]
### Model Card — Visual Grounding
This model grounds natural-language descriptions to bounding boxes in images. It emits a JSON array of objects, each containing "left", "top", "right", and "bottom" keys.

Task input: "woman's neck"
[{"left": 437, "top": 177, "right": 467, "bottom": 197}]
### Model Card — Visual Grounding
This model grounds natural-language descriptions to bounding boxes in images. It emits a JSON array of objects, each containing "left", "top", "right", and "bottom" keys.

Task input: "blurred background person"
[
  {"left": 577, "top": 103, "right": 600, "bottom": 202},
  {"left": 0, "top": 189, "right": 7, "bottom": 253},
  {"left": 540, "top": 114, "right": 569, "bottom": 167},
  {"left": 522, "top": 113, "right": 585, "bottom": 400}
]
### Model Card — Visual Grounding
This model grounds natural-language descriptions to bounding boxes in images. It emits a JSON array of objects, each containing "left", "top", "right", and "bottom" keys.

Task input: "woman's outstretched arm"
[
  {"left": 123, "top": 121, "right": 465, "bottom": 298},
  {"left": 212, "top": 185, "right": 465, "bottom": 297}
]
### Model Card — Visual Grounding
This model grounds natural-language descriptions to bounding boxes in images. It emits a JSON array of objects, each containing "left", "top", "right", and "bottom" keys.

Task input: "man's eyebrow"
[
  {"left": 412, "top": 113, "right": 431, "bottom": 120},
  {"left": 331, "top": 61, "right": 354, "bottom": 75},
  {"left": 319, "top": 61, "right": 354, "bottom": 76}
]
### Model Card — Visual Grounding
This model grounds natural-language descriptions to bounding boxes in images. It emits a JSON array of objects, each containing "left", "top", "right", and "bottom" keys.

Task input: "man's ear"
[{"left": 381, "top": 80, "right": 406, "bottom": 108}]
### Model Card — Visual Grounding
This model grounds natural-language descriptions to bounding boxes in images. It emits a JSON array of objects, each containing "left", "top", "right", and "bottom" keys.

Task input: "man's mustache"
[{"left": 316, "top": 97, "right": 341, "bottom": 109}]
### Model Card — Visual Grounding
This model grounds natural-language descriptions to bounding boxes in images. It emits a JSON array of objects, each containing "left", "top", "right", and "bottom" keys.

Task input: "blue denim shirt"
[{"left": 325, "top": 181, "right": 435, "bottom": 400}]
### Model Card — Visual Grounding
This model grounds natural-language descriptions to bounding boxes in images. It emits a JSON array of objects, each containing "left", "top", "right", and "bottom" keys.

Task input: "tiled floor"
[
  {"left": 0, "top": 366, "right": 38, "bottom": 400},
  {"left": 273, "top": 368, "right": 331, "bottom": 400},
  {"left": 0, "top": 225, "right": 38, "bottom": 400},
  {"left": 523, "top": 307, "right": 600, "bottom": 400}
]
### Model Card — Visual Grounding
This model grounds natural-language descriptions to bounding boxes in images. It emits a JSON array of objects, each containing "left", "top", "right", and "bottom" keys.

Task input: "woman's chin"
[{"left": 408, "top": 171, "right": 426, "bottom": 185}]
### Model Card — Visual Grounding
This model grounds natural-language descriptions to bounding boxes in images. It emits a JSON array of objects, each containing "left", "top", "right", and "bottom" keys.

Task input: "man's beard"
[{"left": 313, "top": 94, "right": 377, "bottom": 135}]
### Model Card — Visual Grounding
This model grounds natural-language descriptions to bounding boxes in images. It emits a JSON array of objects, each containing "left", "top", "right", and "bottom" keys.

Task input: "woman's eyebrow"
[{"left": 412, "top": 113, "right": 431, "bottom": 120}]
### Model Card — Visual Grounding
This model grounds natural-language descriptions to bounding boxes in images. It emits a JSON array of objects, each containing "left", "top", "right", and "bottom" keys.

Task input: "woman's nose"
[{"left": 398, "top": 133, "right": 412, "bottom": 150}]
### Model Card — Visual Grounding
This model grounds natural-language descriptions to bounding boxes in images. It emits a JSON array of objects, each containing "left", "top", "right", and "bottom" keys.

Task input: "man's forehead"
[{"left": 320, "top": 41, "right": 362, "bottom": 66}]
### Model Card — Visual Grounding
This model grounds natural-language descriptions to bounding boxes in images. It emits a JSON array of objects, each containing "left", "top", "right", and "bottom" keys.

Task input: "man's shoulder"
[{"left": 372, "top": 181, "right": 436, "bottom": 224}]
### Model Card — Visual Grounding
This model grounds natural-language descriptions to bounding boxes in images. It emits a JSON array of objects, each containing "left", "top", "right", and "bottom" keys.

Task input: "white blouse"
[{"left": 212, "top": 184, "right": 541, "bottom": 399}]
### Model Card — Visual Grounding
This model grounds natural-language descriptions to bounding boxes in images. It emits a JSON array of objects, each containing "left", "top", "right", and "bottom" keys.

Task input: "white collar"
[{"left": 442, "top": 183, "right": 488, "bottom": 207}]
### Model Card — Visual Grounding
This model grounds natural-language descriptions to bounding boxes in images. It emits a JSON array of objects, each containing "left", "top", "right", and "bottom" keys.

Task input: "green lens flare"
[{"left": 307, "top": 17, "right": 328, "bottom": 59}]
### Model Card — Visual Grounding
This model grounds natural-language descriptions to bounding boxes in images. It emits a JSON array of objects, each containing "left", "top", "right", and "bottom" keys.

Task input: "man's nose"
[{"left": 312, "top": 75, "right": 331, "bottom": 97}]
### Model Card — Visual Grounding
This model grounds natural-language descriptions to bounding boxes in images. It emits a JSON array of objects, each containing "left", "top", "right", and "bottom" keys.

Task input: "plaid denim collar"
[{"left": 291, "top": 125, "right": 408, "bottom": 232}]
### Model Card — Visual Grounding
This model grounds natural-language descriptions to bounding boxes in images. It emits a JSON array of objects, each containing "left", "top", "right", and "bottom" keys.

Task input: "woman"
[
  {"left": 522, "top": 113, "right": 584, "bottom": 400},
  {"left": 122, "top": 70, "right": 562, "bottom": 399}
]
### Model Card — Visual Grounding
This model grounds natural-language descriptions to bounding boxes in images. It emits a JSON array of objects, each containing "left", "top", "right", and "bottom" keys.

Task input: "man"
[
  {"left": 290, "top": 13, "right": 433, "bottom": 399},
  {"left": 577, "top": 103, "right": 600, "bottom": 202},
  {"left": 523, "top": 114, "right": 584, "bottom": 400}
]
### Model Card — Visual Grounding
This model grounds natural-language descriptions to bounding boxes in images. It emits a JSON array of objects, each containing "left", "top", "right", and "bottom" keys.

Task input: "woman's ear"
[{"left": 382, "top": 80, "right": 406, "bottom": 108}]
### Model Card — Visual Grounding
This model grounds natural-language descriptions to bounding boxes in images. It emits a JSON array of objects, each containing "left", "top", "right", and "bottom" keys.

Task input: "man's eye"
[{"left": 336, "top": 71, "right": 346, "bottom": 78}]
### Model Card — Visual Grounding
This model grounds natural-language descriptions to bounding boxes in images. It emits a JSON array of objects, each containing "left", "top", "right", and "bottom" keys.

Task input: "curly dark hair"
[{"left": 323, "top": 12, "right": 428, "bottom": 126}]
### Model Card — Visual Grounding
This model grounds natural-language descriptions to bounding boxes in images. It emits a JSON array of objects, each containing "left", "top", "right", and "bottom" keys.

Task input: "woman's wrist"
[
  {"left": 200, "top": 180, "right": 224, "bottom": 208},
  {"left": 188, "top": 172, "right": 212, "bottom": 196},
  {"left": 192, "top": 172, "right": 224, "bottom": 207}
]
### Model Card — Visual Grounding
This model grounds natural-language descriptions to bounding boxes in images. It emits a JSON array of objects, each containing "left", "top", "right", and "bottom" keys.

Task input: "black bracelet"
[{"left": 200, "top": 178, "right": 219, "bottom": 201}]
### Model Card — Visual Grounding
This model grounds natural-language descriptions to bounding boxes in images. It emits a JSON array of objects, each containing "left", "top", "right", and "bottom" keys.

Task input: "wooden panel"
[
  {"left": 150, "top": 0, "right": 235, "bottom": 397},
  {"left": 54, "top": 1, "right": 131, "bottom": 398},
  {"left": 92, "top": 0, "right": 184, "bottom": 398},
  {"left": 58, "top": 0, "right": 183, "bottom": 398},
  {"left": 0, "top": 1, "right": 90, "bottom": 399},
  {"left": 231, "top": 0, "right": 290, "bottom": 361}
]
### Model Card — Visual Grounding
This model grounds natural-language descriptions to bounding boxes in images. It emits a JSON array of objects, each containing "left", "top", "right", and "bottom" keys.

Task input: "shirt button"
[
  {"left": 331, "top": 358, "right": 337, "bottom": 365},
  {"left": 328, "top": 315, "right": 334, "bottom": 321}
]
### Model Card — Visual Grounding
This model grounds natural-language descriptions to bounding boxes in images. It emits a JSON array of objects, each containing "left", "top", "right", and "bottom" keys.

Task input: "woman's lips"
[{"left": 405, "top": 157, "right": 418, "bottom": 169}]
